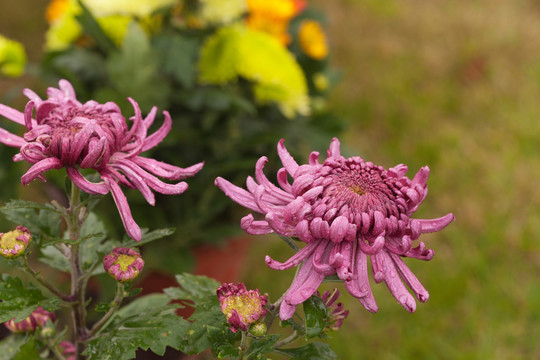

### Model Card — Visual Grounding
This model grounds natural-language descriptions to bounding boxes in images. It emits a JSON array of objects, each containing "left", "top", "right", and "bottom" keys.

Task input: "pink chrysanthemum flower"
[
  {"left": 215, "top": 138, "right": 454, "bottom": 320},
  {"left": 103, "top": 247, "right": 144, "bottom": 282},
  {"left": 4, "top": 306, "right": 55, "bottom": 333},
  {"left": 217, "top": 283, "right": 268, "bottom": 333},
  {"left": 0, "top": 79, "right": 203, "bottom": 241},
  {"left": 0, "top": 225, "right": 31, "bottom": 259}
]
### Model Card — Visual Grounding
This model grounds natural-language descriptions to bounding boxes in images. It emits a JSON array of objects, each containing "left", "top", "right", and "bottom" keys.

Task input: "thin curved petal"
[
  {"left": 277, "top": 139, "right": 299, "bottom": 176},
  {"left": 66, "top": 167, "right": 109, "bottom": 195},
  {"left": 215, "top": 177, "right": 262, "bottom": 213},
  {"left": 0, "top": 103, "right": 25, "bottom": 125},
  {"left": 265, "top": 240, "right": 319, "bottom": 270},
  {"left": 106, "top": 178, "right": 142, "bottom": 241},
  {"left": 21, "top": 157, "right": 62, "bottom": 185},
  {"left": 417, "top": 213, "right": 455, "bottom": 233},
  {"left": 141, "top": 110, "right": 172, "bottom": 152}
]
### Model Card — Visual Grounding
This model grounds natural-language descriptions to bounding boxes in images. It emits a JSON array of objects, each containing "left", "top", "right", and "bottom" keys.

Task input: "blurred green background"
[{"left": 2, "top": 0, "right": 540, "bottom": 359}]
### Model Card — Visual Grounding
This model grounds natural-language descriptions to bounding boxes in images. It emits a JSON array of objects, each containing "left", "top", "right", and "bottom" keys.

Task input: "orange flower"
[
  {"left": 298, "top": 19, "right": 328, "bottom": 60},
  {"left": 46, "top": 0, "right": 69, "bottom": 24},
  {"left": 246, "top": 0, "right": 302, "bottom": 45}
]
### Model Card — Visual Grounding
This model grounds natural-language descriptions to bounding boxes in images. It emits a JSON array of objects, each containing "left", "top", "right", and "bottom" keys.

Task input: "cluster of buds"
[
  {"left": 4, "top": 306, "right": 55, "bottom": 333},
  {"left": 59, "top": 341, "right": 76, "bottom": 360},
  {"left": 103, "top": 247, "right": 144, "bottom": 282},
  {"left": 0, "top": 226, "right": 31, "bottom": 259},
  {"left": 217, "top": 283, "right": 268, "bottom": 333},
  {"left": 318, "top": 289, "right": 349, "bottom": 331}
]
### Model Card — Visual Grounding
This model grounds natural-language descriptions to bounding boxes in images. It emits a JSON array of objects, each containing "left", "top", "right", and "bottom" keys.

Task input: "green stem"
[
  {"left": 273, "top": 331, "right": 300, "bottom": 348},
  {"left": 21, "top": 259, "right": 72, "bottom": 302},
  {"left": 238, "top": 331, "right": 251, "bottom": 360},
  {"left": 66, "top": 185, "right": 87, "bottom": 359},
  {"left": 88, "top": 282, "right": 125, "bottom": 338}
]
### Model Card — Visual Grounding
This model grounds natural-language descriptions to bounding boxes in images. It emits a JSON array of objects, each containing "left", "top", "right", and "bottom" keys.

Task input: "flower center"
[
  {"left": 323, "top": 159, "right": 400, "bottom": 218},
  {"left": 114, "top": 254, "right": 136, "bottom": 272},
  {"left": 222, "top": 294, "right": 262, "bottom": 323},
  {"left": 0, "top": 229, "right": 25, "bottom": 251}
]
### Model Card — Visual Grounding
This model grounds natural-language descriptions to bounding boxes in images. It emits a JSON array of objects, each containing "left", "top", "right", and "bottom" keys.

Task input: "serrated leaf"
[
  {"left": 106, "top": 22, "right": 169, "bottom": 112},
  {"left": 181, "top": 303, "right": 227, "bottom": 355},
  {"left": 165, "top": 273, "right": 220, "bottom": 303},
  {"left": 303, "top": 296, "right": 327, "bottom": 339},
  {"left": 12, "top": 336, "right": 40, "bottom": 360},
  {"left": 246, "top": 334, "right": 280, "bottom": 360},
  {"left": 0, "top": 275, "right": 60, "bottom": 322},
  {"left": 83, "top": 294, "right": 190, "bottom": 360},
  {"left": 206, "top": 325, "right": 240, "bottom": 358},
  {"left": 276, "top": 342, "right": 338, "bottom": 360},
  {"left": 0, "top": 336, "right": 26, "bottom": 360},
  {"left": 0, "top": 200, "right": 62, "bottom": 241},
  {"left": 39, "top": 245, "right": 70, "bottom": 272},
  {"left": 154, "top": 34, "right": 198, "bottom": 88}
]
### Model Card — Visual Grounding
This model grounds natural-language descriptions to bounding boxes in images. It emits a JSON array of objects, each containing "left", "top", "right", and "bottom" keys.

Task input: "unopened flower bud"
[
  {"left": 103, "top": 247, "right": 144, "bottom": 282},
  {"left": 0, "top": 226, "right": 31, "bottom": 259},
  {"left": 59, "top": 341, "right": 76, "bottom": 360},
  {"left": 217, "top": 283, "right": 267, "bottom": 333},
  {"left": 249, "top": 322, "right": 267, "bottom": 337},
  {"left": 4, "top": 306, "right": 54, "bottom": 333},
  {"left": 39, "top": 325, "right": 56, "bottom": 339},
  {"left": 318, "top": 289, "right": 349, "bottom": 331}
]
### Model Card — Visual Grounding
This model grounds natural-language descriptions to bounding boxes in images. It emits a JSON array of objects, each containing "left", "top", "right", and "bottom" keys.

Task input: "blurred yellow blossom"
[
  {"left": 0, "top": 35, "right": 27, "bottom": 77},
  {"left": 44, "top": 0, "right": 175, "bottom": 50},
  {"left": 199, "top": 24, "right": 309, "bottom": 117},
  {"left": 198, "top": 0, "right": 247, "bottom": 26},
  {"left": 298, "top": 19, "right": 328, "bottom": 60}
]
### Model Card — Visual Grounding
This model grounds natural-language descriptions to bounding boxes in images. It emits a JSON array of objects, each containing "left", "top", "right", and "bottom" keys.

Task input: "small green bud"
[{"left": 249, "top": 322, "right": 267, "bottom": 337}]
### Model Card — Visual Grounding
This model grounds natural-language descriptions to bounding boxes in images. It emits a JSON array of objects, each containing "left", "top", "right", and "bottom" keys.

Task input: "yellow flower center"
[
  {"left": 223, "top": 294, "right": 261, "bottom": 323},
  {"left": 0, "top": 229, "right": 26, "bottom": 251},
  {"left": 114, "top": 254, "right": 136, "bottom": 272}
]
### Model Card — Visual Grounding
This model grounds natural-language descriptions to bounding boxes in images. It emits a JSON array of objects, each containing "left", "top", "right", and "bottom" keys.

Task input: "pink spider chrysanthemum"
[
  {"left": 215, "top": 138, "right": 454, "bottom": 320},
  {"left": 0, "top": 80, "right": 203, "bottom": 241}
]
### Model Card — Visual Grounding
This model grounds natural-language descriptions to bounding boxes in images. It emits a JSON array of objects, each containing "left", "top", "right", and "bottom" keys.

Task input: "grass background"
[{"left": 2, "top": 0, "right": 540, "bottom": 359}]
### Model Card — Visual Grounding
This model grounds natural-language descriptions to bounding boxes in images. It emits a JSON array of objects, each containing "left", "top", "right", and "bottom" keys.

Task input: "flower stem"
[
  {"left": 88, "top": 282, "right": 125, "bottom": 338},
  {"left": 21, "top": 259, "right": 72, "bottom": 302},
  {"left": 66, "top": 185, "right": 87, "bottom": 359},
  {"left": 273, "top": 330, "right": 300, "bottom": 348},
  {"left": 238, "top": 331, "right": 251, "bottom": 360}
]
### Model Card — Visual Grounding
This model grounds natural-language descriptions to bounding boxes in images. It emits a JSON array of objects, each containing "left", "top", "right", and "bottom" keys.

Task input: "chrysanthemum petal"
[
  {"left": 215, "top": 176, "right": 262, "bottom": 213},
  {"left": 106, "top": 178, "right": 142, "bottom": 241},
  {"left": 277, "top": 139, "right": 299, "bottom": 176},
  {"left": 21, "top": 157, "right": 63, "bottom": 185},
  {"left": 389, "top": 252, "right": 429, "bottom": 302},
  {"left": 141, "top": 110, "right": 172, "bottom": 152},
  {"left": 265, "top": 240, "right": 319, "bottom": 270},
  {"left": 0, "top": 103, "right": 25, "bottom": 125},
  {"left": 417, "top": 213, "right": 455, "bottom": 233},
  {"left": 66, "top": 167, "right": 109, "bottom": 195}
]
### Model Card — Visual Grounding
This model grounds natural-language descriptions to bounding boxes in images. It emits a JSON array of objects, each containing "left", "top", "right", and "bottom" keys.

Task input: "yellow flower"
[
  {"left": 198, "top": 0, "right": 247, "bottom": 26},
  {"left": 245, "top": 0, "right": 299, "bottom": 45},
  {"left": 199, "top": 24, "right": 309, "bottom": 117},
  {"left": 0, "top": 35, "right": 27, "bottom": 77},
  {"left": 298, "top": 20, "right": 328, "bottom": 60},
  {"left": 44, "top": 0, "right": 173, "bottom": 51}
]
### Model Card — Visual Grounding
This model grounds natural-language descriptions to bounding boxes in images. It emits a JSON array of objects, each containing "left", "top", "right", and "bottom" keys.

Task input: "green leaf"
[
  {"left": 0, "top": 336, "right": 26, "bottom": 360},
  {"left": 83, "top": 294, "right": 190, "bottom": 360},
  {"left": 12, "top": 337, "right": 40, "bottom": 360},
  {"left": 303, "top": 295, "right": 328, "bottom": 339},
  {"left": 0, "top": 275, "right": 60, "bottom": 322},
  {"left": 165, "top": 273, "right": 220, "bottom": 303},
  {"left": 206, "top": 325, "right": 240, "bottom": 358},
  {"left": 39, "top": 245, "right": 70, "bottom": 273},
  {"left": 276, "top": 342, "right": 338, "bottom": 360},
  {"left": 106, "top": 22, "right": 169, "bottom": 112},
  {"left": 246, "top": 334, "right": 280, "bottom": 360},
  {"left": 122, "top": 227, "right": 175, "bottom": 248},
  {"left": 153, "top": 34, "right": 199, "bottom": 88},
  {"left": 0, "top": 200, "right": 62, "bottom": 242},
  {"left": 164, "top": 274, "right": 228, "bottom": 355}
]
